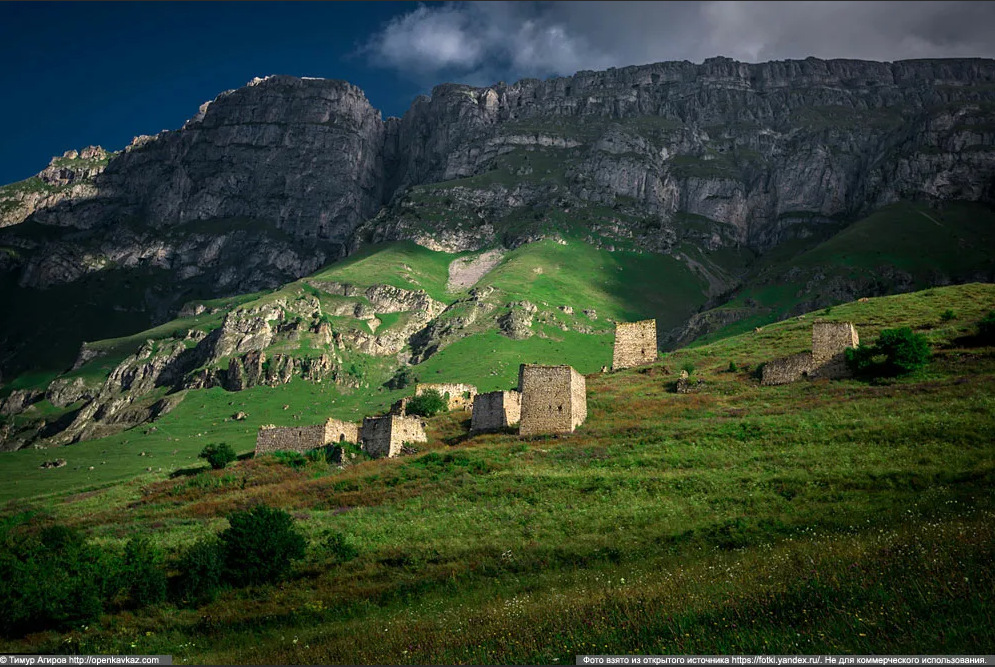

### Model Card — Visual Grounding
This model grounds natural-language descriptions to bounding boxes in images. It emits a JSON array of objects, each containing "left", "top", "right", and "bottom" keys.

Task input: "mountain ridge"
[{"left": 1, "top": 54, "right": 994, "bottom": 385}]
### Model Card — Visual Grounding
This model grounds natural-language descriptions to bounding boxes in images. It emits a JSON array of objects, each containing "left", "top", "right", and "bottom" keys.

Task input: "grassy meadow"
[{"left": 1, "top": 283, "right": 993, "bottom": 663}]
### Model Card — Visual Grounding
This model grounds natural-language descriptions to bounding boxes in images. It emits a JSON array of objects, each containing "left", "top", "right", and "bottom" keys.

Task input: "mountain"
[{"left": 1, "top": 57, "right": 995, "bottom": 449}]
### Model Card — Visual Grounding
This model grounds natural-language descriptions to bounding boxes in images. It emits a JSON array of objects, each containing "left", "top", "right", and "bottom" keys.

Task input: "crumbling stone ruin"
[
  {"left": 518, "top": 364, "right": 587, "bottom": 436},
  {"left": 676, "top": 370, "right": 705, "bottom": 394},
  {"left": 255, "top": 418, "right": 359, "bottom": 455},
  {"left": 360, "top": 415, "right": 428, "bottom": 458},
  {"left": 612, "top": 320, "right": 658, "bottom": 370},
  {"left": 470, "top": 390, "right": 522, "bottom": 433},
  {"left": 416, "top": 382, "right": 478, "bottom": 410},
  {"left": 389, "top": 396, "right": 411, "bottom": 416},
  {"left": 761, "top": 321, "right": 860, "bottom": 386}
]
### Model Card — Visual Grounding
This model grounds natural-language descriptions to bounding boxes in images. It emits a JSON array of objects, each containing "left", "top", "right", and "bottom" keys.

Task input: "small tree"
[
  {"left": 220, "top": 505, "right": 306, "bottom": 586},
  {"left": 846, "top": 327, "right": 931, "bottom": 378},
  {"left": 174, "top": 538, "right": 225, "bottom": 607},
  {"left": 385, "top": 367, "right": 416, "bottom": 390},
  {"left": 406, "top": 389, "right": 447, "bottom": 417},
  {"left": 199, "top": 443, "right": 237, "bottom": 470},
  {"left": 117, "top": 536, "right": 167, "bottom": 608}
]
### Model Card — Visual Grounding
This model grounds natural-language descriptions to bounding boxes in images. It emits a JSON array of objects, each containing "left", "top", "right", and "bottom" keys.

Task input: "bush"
[
  {"left": 385, "top": 367, "right": 416, "bottom": 390},
  {"left": 0, "top": 525, "right": 109, "bottom": 636},
  {"left": 220, "top": 505, "right": 306, "bottom": 586},
  {"left": 116, "top": 536, "right": 167, "bottom": 608},
  {"left": 845, "top": 327, "right": 931, "bottom": 378},
  {"left": 680, "top": 360, "right": 695, "bottom": 375},
  {"left": 406, "top": 389, "right": 447, "bottom": 418},
  {"left": 174, "top": 538, "right": 225, "bottom": 607},
  {"left": 317, "top": 529, "right": 359, "bottom": 562},
  {"left": 273, "top": 450, "right": 308, "bottom": 470},
  {"left": 941, "top": 309, "right": 956, "bottom": 322},
  {"left": 979, "top": 311, "right": 995, "bottom": 344},
  {"left": 727, "top": 361, "right": 738, "bottom": 373},
  {"left": 199, "top": 442, "right": 237, "bottom": 470}
]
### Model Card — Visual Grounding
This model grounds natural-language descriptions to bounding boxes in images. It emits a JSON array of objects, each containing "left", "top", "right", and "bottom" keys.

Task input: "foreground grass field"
[{"left": 1, "top": 284, "right": 994, "bottom": 663}]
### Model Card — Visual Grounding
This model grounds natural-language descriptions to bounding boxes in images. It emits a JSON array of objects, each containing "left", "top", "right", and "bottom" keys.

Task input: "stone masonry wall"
[
  {"left": 360, "top": 415, "right": 427, "bottom": 458},
  {"left": 518, "top": 364, "right": 587, "bottom": 436},
  {"left": 255, "top": 418, "right": 359, "bottom": 455},
  {"left": 760, "top": 352, "right": 815, "bottom": 386},
  {"left": 612, "top": 320, "right": 658, "bottom": 370},
  {"left": 762, "top": 321, "right": 860, "bottom": 386},
  {"left": 256, "top": 424, "right": 327, "bottom": 455},
  {"left": 324, "top": 418, "right": 359, "bottom": 444},
  {"left": 470, "top": 390, "right": 522, "bottom": 433},
  {"left": 812, "top": 322, "right": 860, "bottom": 363},
  {"left": 416, "top": 383, "right": 478, "bottom": 410},
  {"left": 811, "top": 321, "right": 859, "bottom": 379}
]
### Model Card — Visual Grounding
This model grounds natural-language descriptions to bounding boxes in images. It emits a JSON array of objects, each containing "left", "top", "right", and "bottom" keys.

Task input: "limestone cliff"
[{"left": 1, "top": 58, "right": 995, "bottom": 379}]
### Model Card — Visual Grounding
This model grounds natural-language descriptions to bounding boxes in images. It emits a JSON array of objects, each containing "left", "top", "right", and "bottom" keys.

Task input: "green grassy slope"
[
  {"left": 1, "top": 284, "right": 993, "bottom": 662},
  {"left": 0, "top": 238, "right": 713, "bottom": 497},
  {"left": 307, "top": 241, "right": 459, "bottom": 302},
  {"left": 688, "top": 201, "right": 995, "bottom": 346}
]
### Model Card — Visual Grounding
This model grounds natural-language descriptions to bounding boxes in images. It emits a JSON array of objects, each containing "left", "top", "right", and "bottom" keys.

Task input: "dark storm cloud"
[{"left": 361, "top": 1, "right": 995, "bottom": 85}]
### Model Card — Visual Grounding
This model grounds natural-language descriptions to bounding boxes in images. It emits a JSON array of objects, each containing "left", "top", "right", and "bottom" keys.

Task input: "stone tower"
[
  {"left": 471, "top": 390, "right": 522, "bottom": 433},
  {"left": 517, "top": 364, "right": 587, "bottom": 436},
  {"left": 612, "top": 319, "right": 658, "bottom": 370}
]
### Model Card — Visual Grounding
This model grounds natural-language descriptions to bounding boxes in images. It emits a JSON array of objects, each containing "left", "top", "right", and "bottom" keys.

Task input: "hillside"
[
  {"left": 0, "top": 235, "right": 712, "bottom": 457},
  {"left": 1, "top": 284, "right": 993, "bottom": 663},
  {"left": 672, "top": 200, "right": 995, "bottom": 345}
]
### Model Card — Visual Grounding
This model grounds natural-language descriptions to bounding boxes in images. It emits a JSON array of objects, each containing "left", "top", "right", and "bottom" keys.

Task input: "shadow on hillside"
[{"left": 169, "top": 465, "right": 206, "bottom": 479}]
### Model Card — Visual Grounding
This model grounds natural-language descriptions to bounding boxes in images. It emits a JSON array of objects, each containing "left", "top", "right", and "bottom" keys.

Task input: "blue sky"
[{"left": 2, "top": 1, "right": 993, "bottom": 186}]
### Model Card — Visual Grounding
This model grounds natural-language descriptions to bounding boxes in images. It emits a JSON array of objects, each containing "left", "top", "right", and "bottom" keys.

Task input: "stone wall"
[
  {"left": 416, "top": 383, "right": 478, "bottom": 410},
  {"left": 762, "top": 322, "right": 860, "bottom": 385},
  {"left": 760, "top": 352, "right": 815, "bottom": 386},
  {"left": 612, "top": 320, "right": 658, "bottom": 370},
  {"left": 360, "top": 415, "right": 427, "bottom": 458},
  {"left": 470, "top": 390, "right": 522, "bottom": 433},
  {"left": 256, "top": 424, "right": 327, "bottom": 455},
  {"left": 255, "top": 418, "right": 358, "bottom": 455},
  {"left": 324, "top": 418, "right": 359, "bottom": 445},
  {"left": 812, "top": 322, "right": 859, "bottom": 363},
  {"left": 518, "top": 364, "right": 587, "bottom": 436}
]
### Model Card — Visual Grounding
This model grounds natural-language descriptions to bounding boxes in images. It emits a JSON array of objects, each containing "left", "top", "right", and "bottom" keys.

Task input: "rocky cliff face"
[{"left": 1, "top": 57, "right": 994, "bottom": 377}]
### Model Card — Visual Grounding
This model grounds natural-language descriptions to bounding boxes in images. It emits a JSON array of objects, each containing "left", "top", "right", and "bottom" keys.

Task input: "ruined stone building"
[
  {"left": 518, "top": 364, "right": 587, "bottom": 436},
  {"left": 255, "top": 418, "right": 359, "bottom": 455},
  {"left": 415, "top": 382, "right": 478, "bottom": 411},
  {"left": 612, "top": 320, "right": 658, "bottom": 370},
  {"left": 470, "top": 390, "right": 522, "bottom": 433},
  {"left": 761, "top": 321, "right": 860, "bottom": 386},
  {"left": 360, "top": 415, "right": 427, "bottom": 458}
]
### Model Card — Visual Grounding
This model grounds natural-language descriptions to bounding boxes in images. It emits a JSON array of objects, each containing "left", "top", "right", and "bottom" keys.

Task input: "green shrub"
[
  {"left": 680, "top": 360, "right": 695, "bottom": 375},
  {"left": 220, "top": 505, "right": 306, "bottom": 586},
  {"left": 846, "top": 327, "right": 931, "bottom": 378},
  {"left": 116, "top": 536, "right": 167, "bottom": 608},
  {"left": 406, "top": 389, "right": 447, "bottom": 418},
  {"left": 979, "top": 311, "right": 995, "bottom": 343},
  {"left": 385, "top": 367, "right": 416, "bottom": 390},
  {"left": 0, "top": 525, "right": 108, "bottom": 636},
  {"left": 273, "top": 450, "right": 308, "bottom": 470},
  {"left": 727, "top": 361, "right": 738, "bottom": 373},
  {"left": 317, "top": 530, "right": 359, "bottom": 562},
  {"left": 940, "top": 309, "right": 956, "bottom": 322},
  {"left": 174, "top": 538, "right": 225, "bottom": 608},
  {"left": 199, "top": 442, "right": 237, "bottom": 470}
]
